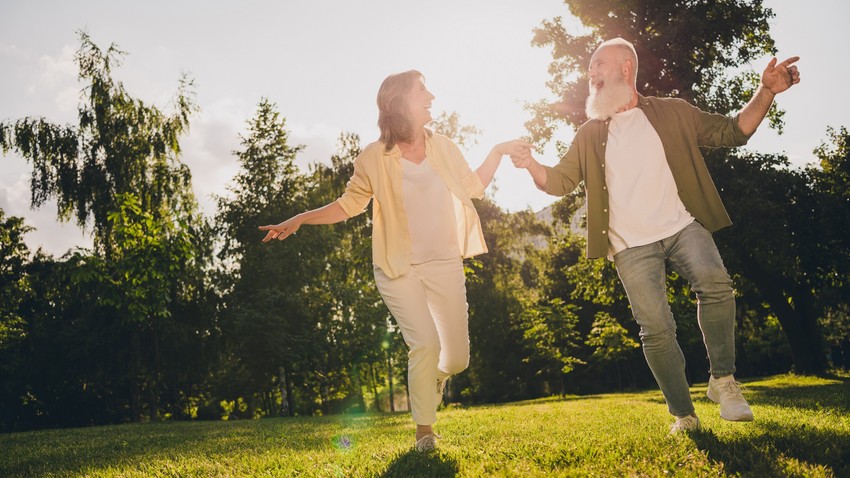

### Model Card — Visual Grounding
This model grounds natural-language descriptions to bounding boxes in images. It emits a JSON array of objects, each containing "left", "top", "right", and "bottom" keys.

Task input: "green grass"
[{"left": 2, "top": 373, "right": 848, "bottom": 477}]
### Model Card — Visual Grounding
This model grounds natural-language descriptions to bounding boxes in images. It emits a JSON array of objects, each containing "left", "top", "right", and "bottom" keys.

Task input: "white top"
[
  {"left": 401, "top": 157, "right": 461, "bottom": 264},
  {"left": 604, "top": 108, "right": 694, "bottom": 256}
]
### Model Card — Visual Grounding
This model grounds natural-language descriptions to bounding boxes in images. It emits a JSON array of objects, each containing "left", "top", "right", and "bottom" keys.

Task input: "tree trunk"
[
  {"left": 130, "top": 329, "right": 142, "bottom": 422},
  {"left": 615, "top": 361, "right": 623, "bottom": 391},
  {"left": 386, "top": 350, "right": 395, "bottom": 412},
  {"left": 285, "top": 369, "right": 295, "bottom": 416},
  {"left": 775, "top": 308, "right": 827, "bottom": 374},
  {"left": 353, "top": 363, "right": 366, "bottom": 412},
  {"left": 747, "top": 263, "right": 828, "bottom": 374},
  {"left": 279, "top": 365, "right": 289, "bottom": 417},
  {"left": 150, "top": 318, "right": 160, "bottom": 422},
  {"left": 370, "top": 363, "right": 381, "bottom": 412}
]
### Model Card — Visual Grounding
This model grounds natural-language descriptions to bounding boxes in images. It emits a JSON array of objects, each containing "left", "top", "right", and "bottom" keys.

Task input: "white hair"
[{"left": 596, "top": 37, "right": 638, "bottom": 86}]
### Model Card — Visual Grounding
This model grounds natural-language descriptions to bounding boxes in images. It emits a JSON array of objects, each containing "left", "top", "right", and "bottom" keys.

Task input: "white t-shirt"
[
  {"left": 605, "top": 108, "right": 694, "bottom": 256},
  {"left": 401, "top": 157, "right": 461, "bottom": 264}
]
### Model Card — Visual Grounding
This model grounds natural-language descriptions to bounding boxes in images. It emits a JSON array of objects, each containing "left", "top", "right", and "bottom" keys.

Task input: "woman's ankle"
[{"left": 416, "top": 424, "right": 433, "bottom": 440}]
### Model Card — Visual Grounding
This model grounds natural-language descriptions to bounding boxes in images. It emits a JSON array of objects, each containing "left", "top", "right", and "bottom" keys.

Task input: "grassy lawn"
[{"left": 2, "top": 373, "right": 848, "bottom": 477}]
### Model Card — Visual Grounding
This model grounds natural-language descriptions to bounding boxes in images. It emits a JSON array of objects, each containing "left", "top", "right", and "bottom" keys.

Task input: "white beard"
[{"left": 585, "top": 77, "right": 633, "bottom": 120}]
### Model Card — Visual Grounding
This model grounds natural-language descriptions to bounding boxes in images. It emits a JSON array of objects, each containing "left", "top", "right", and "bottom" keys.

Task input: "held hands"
[
  {"left": 496, "top": 139, "right": 534, "bottom": 158},
  {"left": 494, "top": 139, "right": 536, "bottom": 169},
  {"left": 508, "top": 142, "right": 537, "bottom": 169},
  {"left": 762, "top": 56, "right": 801, "bottom": 95},
  {"left": 259, "top": 217, "right": 301, "bottom": 243}
]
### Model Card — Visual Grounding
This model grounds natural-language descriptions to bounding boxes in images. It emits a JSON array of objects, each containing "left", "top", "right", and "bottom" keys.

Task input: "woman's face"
[{"left": 404, "top": 76, "right": 435, "bottom": 128}]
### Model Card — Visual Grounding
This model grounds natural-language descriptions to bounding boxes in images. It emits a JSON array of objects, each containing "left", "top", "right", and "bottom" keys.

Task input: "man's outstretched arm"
[{"left": 737, "top": 56, "right": 801, "bottom": 136}]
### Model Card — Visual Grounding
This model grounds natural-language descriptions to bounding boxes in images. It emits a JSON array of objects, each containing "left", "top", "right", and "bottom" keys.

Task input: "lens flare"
[{"left": 333, "top": 434, "right": 353, "bottom": 451}]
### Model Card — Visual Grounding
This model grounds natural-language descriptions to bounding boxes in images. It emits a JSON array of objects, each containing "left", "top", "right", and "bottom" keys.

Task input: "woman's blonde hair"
[{"left": 376, "top": 69, "right": 428, "bottom": 152}]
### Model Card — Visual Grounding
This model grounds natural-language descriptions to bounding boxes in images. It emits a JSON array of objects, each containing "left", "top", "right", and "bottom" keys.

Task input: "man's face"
[
  {"left": 588, "top": 46, "right": 626, "bottom": 96},
  {"left": 585, "top": 46, "right": 633, "bottom": 120}
]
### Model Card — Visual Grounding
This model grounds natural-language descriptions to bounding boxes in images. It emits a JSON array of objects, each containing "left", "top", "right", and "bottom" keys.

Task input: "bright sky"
[{"left": 1, "top": 0, "right": 847, "bottom": 256}]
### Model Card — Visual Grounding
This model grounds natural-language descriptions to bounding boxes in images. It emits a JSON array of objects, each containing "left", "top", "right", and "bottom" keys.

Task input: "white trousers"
[{"left": 374, "top": 257, "right": 470, "bottom": 426}]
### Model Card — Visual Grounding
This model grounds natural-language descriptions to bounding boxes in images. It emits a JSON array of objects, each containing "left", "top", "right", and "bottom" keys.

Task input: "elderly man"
[{"left": 513, "top": 38, "right": 800, "bottom": 433}]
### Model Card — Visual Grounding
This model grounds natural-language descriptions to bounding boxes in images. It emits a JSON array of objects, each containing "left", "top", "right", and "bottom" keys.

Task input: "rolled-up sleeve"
[
  {"left": 461, "top": 169, "right": 486, "bottom": 200},
  {"left": 336, "top": 156, "right": 373, "bottom": 218},
  {"left": 689, "top": 102, "right": 752, "bottom": 147},
  {"left": 543, "top": 140, "right": 582, "bottom": 197},
  {"left": 444, "top": 139, "right": 485, "bottom": 199}
]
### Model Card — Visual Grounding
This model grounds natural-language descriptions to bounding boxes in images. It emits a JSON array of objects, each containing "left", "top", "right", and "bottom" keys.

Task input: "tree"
[
  {"left": 0, "top": 210, "right": 33, "bottom": 430},
  {"left": 69, "top": 193, "right": 203, "bottom": 420},
  {"left": 0, "top": 210, "right": 32, "bottom": 351},
  {"left": 214, "top": 98, "right": 342, "bottom": 418},
  {"left": 431, "top": 111, "right": 482, "bottom": 151},
  {"left": 0, "top": 31, "right": 198, "bottom": 257},
  {"left": 586, "top": 312, "right": 640, "bottom": 390},
  {"left": 707, "top": 127, "right": 850, "bottom": 374},
  {"left": 526, "top": 0, "right": 777, "bottom": 142},
  {"left": 0, "top": 31, "right": 208, "bottom": 422},
  {"left": 519, "top": 298, "right": 584, "bottom": 396}
]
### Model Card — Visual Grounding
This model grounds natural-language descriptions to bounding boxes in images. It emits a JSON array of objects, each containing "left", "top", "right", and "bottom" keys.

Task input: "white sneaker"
[
  {"left": 414, "top": 433, "right": 439, "bottom": 452},
  {"left": 707, "top": 375, "right": 754, "bottom": 421},
  {"left": 670, "top": 414, "right": 701, "bottom": 434}
]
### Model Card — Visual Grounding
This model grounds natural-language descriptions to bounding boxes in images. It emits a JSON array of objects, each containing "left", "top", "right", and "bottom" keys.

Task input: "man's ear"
[{"left": 621, "top": 59, "right": 633, "bottom": 80}]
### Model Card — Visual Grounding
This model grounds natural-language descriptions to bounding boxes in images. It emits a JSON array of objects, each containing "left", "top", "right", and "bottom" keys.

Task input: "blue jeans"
[{"left": 613, "top": 221, "right": 736, "bottom": 417}]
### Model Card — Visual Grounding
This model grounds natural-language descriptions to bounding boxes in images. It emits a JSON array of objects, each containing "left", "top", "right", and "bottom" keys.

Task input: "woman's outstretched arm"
[
  {"left": 475, "top": 140, "right": 534, "bottom": 188},
  {"left": 259, "top": 201, "right": 349, "bottom": 243}
]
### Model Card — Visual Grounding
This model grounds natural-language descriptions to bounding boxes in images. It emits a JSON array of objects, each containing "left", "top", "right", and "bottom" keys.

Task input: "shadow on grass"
[
  {"left": 744, "top": 379, "right": 850, "bottom": 414},
  {"left": 379, "top": 448, "right": 459, "bottom": 478},
  {"left": 691, "top": 421, "right": 850, "bottom": 477}
]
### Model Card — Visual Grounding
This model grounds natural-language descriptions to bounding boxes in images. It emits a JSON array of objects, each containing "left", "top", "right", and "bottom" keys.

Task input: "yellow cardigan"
[{"left": 336, "top": 133, "right": 487, "bottom": 278}]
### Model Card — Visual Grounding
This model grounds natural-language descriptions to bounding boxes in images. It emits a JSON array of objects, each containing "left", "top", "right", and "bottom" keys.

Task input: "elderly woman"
[{"left": 260, "top": 70, "right": 529, "bottom": 451}]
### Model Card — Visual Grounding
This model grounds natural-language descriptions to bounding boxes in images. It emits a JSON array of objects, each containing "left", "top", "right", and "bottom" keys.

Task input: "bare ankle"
[{"left": 416, "top": 425, "right": 433, "bottom": 440}]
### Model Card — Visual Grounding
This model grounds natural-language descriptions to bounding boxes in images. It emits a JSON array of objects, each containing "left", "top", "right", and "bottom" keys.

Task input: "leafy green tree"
[
  {"left": 707, "top": 127, "right": 850, "bottom": 374},
  {"left": 459, "top": 200, "right": 552, "bottom": 402},
  {"left": 288, "top": 132, "right": 388, "bottom": 415},
  {"left": 214, "top": 98, "right": 335, "bottom": 417},
  {"left": 0, "top": 31, "right": 209, "bottom": 423},
  {"left": 0, "top": 31, "right": 198, "bottom": 257},
  {"left": 0, "top": 210, "right": 33, "bottom": 430},
  {"left": 69, "top": 193, "right": 203, "bottom": 420},
  {"left": 585, "top": 312, "right": 640, "bottom": 390},
  {"left": 431, "top": 111, "right": 482, "bottom": 151},
  {"left": 707, "top": 151, "right": 821, "bottom": 373},
  {"left": 519, "top": 298, "right": 584, "bottom": 396},
  {"left": 526, "top": 0, "right": 776, "bottom": 140},
  {"left": 0, "top": 211, "right": 31, "bottom": 351}
]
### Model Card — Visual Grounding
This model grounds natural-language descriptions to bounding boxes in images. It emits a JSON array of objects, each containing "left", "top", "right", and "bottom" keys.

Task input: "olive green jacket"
[{"left": 543, "top": 94, "right": 753, "bottom": 259}]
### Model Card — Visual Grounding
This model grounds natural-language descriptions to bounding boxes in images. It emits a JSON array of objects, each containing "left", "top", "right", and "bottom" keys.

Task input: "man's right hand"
[{"left": 510, "top": 150, "right": 536, "bottom": 169}]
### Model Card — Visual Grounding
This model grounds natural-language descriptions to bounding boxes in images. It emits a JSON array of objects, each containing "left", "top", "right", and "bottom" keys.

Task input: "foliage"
[
  {"left": 0, "top": 31, "right": 198, "bottom": 256},
  {"left": 458, "top": 199, "right": 552, "bottom": 402},
  {"left": 0, "top": 210, "right": 32, "bottom": 350},
  {"left": 526, "top": 0, "right": 776, "bottom": 143},
  {"left": 430, "top": 111, "right": 482, "bottom": 151},
  {"left": 212, "top": 98, "right": 316, "bottom": 418},
  {"left": 707, "top": 144, "right": 849, "bottom": 374},
  {"left": 0, "top": 31, "right": 212, "bottom": 427},
  {"left": 519, "top": 298, "right": 584, "bottom": 381},
  {"left": 586, "top": 311, "right": 639, "bottom": 364}
]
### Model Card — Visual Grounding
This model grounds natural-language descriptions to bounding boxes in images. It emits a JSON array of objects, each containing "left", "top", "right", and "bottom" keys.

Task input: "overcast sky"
[{"left": 1, "top": 0, "right": 847, "bottom": 256}]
